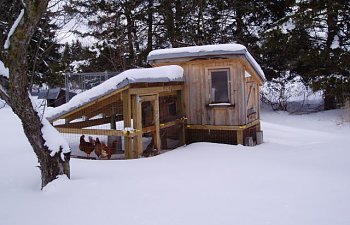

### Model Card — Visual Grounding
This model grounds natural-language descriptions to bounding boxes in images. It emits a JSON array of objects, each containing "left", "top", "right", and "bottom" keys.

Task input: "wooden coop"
[
  {"left": 48, "top": 44, "right": 266, "bottom": 160},
  {"left": 46, "top": 66, "right": 185, "bottom": 159},
  {"left": 147, "top": 44, "right": 266, "bottom": 146}
]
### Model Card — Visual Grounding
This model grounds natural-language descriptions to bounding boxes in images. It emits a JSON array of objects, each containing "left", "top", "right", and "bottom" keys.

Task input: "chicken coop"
[
  {"left": 47, "top": 44, "right": 266, "bottom": 160},
  {"left": 46, "top": 66, "right": 185, "bottom": 159},
  {"left": 147, "top": 44, "right": 266, "bottom": 146}
]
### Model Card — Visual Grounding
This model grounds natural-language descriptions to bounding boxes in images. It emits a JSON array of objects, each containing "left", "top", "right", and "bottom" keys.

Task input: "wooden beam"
[
  {"left": 132, "top": 95, "right": 143, "bottom": 158},
  {"left": 84, "top": 101, "right": 123, "bottom": 120},
  {"left": 176, "top": 90, "right": 186, "bottom": 145},
  {"left": 50, "top": 86, "right": 128, "bottom": 123},
  {"left": 142, "top": 119, "right": 183, "bottom": 133},
  {"left": 55, "top": 116, "right": 122, "bottom": 129},
  {"left": 64, "top": 97, "right": 122, "bottom": 122},
  {"left": 237, "top": 130, "right": 244, "bottom": 145},
  {"left": 56, "top": 127, "right": 137, "bottom": 137},
  {"left": 128, "top": 85, "right": 183, "bottom": 95},
  {"left": 185, "top": 119, "right": 260, "bottom": 131},
  {"left": 139, "top": 95, "right": 158, "bottom": 102},
  {"left": 123, "top": 90, "right": 133, "bottom": 159},
  {"left": 153, "top": 95, "right": 161, "bottom": 151}
]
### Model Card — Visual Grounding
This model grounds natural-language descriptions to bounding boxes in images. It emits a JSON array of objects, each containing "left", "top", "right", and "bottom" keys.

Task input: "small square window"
[{"left": 210, "top": 69, "right": 230, "bottom": 103}]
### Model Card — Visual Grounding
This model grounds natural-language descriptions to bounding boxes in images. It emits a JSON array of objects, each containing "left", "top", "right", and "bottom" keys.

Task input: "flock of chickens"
[{"left": 79, "top": 135, "right": 113, "bottom": 159}]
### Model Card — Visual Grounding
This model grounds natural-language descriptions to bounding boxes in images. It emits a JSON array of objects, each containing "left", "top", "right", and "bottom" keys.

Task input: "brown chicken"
[
  {"left": 88, "top": 136, "right": 95, "bottom": 145},
  {"left": 94, "top": 138, "right": 102, "bottom": 159},
  {"left": 79, "top": 135, "right": 95, "bottom": 158},
  {"left": 100, "top": 142, "right": 113, "bottom": 160}
]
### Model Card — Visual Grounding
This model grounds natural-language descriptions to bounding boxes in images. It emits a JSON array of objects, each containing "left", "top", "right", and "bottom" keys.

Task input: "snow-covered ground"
[{"left": 1, "top": 105, "right": 350, "bottom": 225}]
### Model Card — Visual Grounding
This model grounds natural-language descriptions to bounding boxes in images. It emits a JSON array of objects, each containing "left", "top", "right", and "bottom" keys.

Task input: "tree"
[
  {"left": 0, "top": 0, "right": 70, "bottom": 189},
  {"left": 28, "top": 12, "right": 64, "bottom": 88},
  {"left": 292, "top": 0, "right": 350, "bottom": 109}
]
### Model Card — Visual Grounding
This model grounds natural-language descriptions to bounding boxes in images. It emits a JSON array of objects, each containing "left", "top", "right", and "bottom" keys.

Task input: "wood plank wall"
[{"left": 154, "top": 58, "right": 262, "bottom": 126}]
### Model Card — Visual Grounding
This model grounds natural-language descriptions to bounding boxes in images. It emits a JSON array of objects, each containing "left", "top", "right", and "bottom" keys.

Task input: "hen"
[
  {"left": 79, "top": 135, "right": 95, "bottom": 158},
  {"left": 94, "top": 138, "right": 102, "bottom": 159},
  {"left": 100, "top": 142, "right": 113, "bottom": 160}
]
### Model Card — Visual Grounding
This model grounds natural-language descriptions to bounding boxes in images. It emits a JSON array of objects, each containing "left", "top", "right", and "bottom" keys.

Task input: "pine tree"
[{"left": 28, "top": 13, "right": 64, "bottom": 88}]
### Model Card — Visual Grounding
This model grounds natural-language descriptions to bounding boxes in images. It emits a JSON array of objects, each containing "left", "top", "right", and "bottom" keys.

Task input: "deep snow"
[{"left": 1, "top": 105, "right": 350, "bottom": 225}]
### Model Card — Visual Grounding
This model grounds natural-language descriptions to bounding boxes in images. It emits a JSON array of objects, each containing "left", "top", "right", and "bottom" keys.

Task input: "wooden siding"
[{"left": 153, "top": 58, "right": 260, "bottom": 126}]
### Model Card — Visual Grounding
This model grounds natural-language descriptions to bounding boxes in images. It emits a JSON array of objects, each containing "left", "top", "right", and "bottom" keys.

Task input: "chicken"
[
  {"left": 79, "top": 135, "right": 95, "bottom": 158},
  {"left": 94, "top": 138, "right": 102, "bottom": 159},
  {"left": 88, "top": 136, "right": 95, "bottom": 145},
  {"left": 100, "top": 141, "right": 113, "bottom": 160}
]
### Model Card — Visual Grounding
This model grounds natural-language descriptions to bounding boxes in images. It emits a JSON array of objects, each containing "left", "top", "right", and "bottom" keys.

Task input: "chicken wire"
[{"left": 64, "top": 71, "right": 120, "bottom": 102}]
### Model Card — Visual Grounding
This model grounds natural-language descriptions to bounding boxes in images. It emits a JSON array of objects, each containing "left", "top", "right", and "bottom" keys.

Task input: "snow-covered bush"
[{"left": 261, "top": 75, "right": 308, "bottom": 111}]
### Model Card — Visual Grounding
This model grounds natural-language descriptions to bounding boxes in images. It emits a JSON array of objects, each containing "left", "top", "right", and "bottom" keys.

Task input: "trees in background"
[{"left": 2, "top": 0, "right": 348, "bottom": 110}]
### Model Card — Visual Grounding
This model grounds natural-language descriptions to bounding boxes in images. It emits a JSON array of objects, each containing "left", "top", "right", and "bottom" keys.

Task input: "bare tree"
[{"left": 0, "top": 0, "right": 70, "bottom": 189}]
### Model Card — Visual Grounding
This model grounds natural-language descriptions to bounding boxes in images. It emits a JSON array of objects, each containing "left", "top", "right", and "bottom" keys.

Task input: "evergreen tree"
[{"left": 28, "top": 13, "right": 64, "bottom": 88}]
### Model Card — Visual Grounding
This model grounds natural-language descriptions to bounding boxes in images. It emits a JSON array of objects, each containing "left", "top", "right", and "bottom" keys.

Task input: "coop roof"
[
  {"left": 46, "top": 65, "right": 184, "bottom": 121},
  {"left": 147, "top": 43, "right": 266, "bottom": 81}
]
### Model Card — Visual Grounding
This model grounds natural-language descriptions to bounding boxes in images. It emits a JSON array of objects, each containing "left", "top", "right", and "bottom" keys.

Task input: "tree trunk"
[
  {"left": 324, "top": 89, "right": 336, "bottom": 110},
  {"left": 0, "top": 0, "right": 70, "bottom": 189}
]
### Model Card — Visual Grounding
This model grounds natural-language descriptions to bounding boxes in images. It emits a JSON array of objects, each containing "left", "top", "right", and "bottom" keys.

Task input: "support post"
[
  {"left": 176, "top": 90, "right": 186, "bottom": 146},
  {"left": 153, "top": 95, "right": 161, "bottom": 151},
  {"left": 237, "top": 130, "right": 244, "bottom": 145},
  {"left": 110, "top": 107, "right": 116, "bottom": 130},
  {"left": 132, "top": 95, "right": 143, "bottom": 158},
  {"left": 123, "top": 91, "right": 132, "bottom": 159}
]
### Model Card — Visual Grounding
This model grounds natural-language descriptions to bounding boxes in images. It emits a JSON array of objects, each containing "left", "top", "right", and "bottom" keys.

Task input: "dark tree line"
[
  {"left": 60, "top": 0, "right": 349, "bottom": 109},
  {"left": 2, "top": 0, "right": 350, "bottom": 106}
]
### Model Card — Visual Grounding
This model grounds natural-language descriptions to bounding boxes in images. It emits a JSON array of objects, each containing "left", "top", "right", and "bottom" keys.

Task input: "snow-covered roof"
[
  {"left": 148, "top": 44, "right": 265, "bottom": 81},
  {"left": 46, "top": 65, "right": 184, "bottom": 121}
]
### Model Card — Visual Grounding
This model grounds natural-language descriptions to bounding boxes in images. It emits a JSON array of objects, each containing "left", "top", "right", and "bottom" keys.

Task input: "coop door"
[
  {"left": 142, "top": 101, "right": 154, "bottom": 127},
  {"left": 139, "top": 94, "right": 161, "bottom": 151}
]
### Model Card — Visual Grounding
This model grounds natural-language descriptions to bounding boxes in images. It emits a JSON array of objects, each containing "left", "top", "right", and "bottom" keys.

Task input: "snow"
[
  {"left": 4, "top": 9, "right": 24, "bottom": 50},
  {"left": 30, "top": 96, "right": 70, "bottom": 158},
  {"left": 208, "top": 103, "right": 231, "bottom": 106},
  {"left": 148, "top": 44, "right": 266, "bottom": 81},
  {"left": 0, "top": 60, "right": 9, "bottom": 78},
  {"left": 245, "top": 70, "right": 252, "bottom": 78},
  {"left": 1, "top": 104, "right": 350, "bottom": 225},
  {"left": 46, "top": 65, "right": 184, "bottom": 121},
  {"left": 331, "top": 35, "right": 340, "bottom": 49}
]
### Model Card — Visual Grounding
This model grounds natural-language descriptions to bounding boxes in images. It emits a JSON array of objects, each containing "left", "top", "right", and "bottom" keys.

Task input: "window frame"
[{"left": 208, "top": 68, "right": 231, "bottom": 104}]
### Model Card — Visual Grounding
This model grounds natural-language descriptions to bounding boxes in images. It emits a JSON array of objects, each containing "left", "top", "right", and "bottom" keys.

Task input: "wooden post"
[
  {"left": 110, "top": 107, "right": 116, "bottom": 130},
  {"left": 176, "top": 90, "right": 186, "bottom": 146},
  {"left": 132, "top": 95, "right": 143, "bottom": 158},
  {"left": 237, "top": 130, "right": 244, "bottom": 145},
  {"left": 153, "top": 95, "right": 161, "bottom": 152},
  {"left": 123, "top": 91, "right": 132, "bottom": 159}
]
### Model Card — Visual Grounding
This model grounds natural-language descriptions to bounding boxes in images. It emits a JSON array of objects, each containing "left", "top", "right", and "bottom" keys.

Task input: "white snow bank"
[
  {"left": 46, "top": 65, "right": 184, "bottom": 121},
  {"left": 148, "top": 43, "right": 265, "bottom": 81},
  {"left": 1, "top": 106, "right": 350, "bottom": 225},
  {"left": 0, "top": 60, "right": 9, "bottom": 78}
]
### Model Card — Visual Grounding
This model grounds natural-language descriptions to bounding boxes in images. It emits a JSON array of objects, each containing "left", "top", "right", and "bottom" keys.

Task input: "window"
[{"left": 210, "top": 69, "right": 230, "bottom": 103}]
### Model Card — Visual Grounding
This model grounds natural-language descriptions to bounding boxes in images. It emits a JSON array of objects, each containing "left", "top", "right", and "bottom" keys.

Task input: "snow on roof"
[
  {"left": 46, "top": 65, "right": 184, "bottom": 121},
  {"left": 147, "top": 43, "right": 266, "bottom": 81}
]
